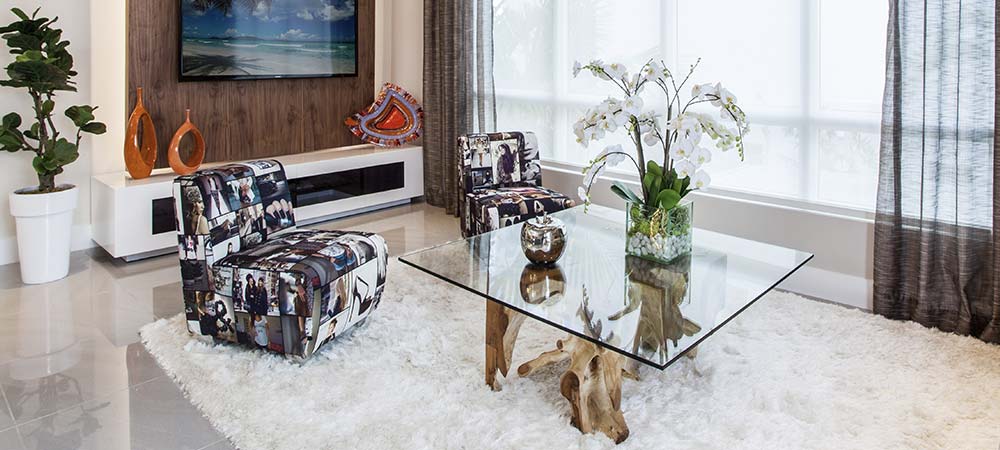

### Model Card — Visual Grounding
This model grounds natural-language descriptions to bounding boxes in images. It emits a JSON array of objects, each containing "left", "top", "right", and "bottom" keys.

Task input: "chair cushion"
[
  {"left": 466, "top": 186, "right": 575, "bottom": 235},
  {"left": 205, "top": 229, "right": 388, "bottom": 357}
]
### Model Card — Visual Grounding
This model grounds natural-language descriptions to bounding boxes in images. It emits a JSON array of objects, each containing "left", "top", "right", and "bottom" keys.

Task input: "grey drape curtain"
[
  {"left": 874, "top": 0, "right": 1000, "bottom": 343},
  {"left": 423, "top": 0, "right": 497, "bottom": 215}
]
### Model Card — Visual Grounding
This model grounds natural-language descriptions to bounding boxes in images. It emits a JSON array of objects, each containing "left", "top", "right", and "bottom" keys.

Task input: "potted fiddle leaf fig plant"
[{"left": 0, "top": 7, "right": 106, "bottom": 284}]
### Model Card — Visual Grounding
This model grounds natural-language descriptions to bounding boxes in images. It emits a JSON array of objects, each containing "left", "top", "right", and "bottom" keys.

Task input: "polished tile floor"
[{"left": 0, "top": 202, "right": 460, "bottom": 450}]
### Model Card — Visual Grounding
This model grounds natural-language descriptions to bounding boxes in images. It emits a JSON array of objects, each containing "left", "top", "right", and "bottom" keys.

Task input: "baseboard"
[
  {"left": 0, "top": 224, "right": 95, "bottom": 267},
  {"left": 778, "top": 264, "right": 873, "bottom": 311}
]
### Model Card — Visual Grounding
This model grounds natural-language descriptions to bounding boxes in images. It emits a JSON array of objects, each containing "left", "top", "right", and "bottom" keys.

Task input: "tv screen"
[{"left": 179, "top": 0, "right": 358, "bottom": 81}]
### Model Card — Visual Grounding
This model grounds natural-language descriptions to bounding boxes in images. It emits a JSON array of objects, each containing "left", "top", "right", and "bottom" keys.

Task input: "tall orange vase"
[{"left": 124, "top": 87, "right": 157, "bottom": 179}]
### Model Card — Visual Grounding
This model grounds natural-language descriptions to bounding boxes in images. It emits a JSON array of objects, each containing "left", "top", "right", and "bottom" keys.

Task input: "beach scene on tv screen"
[{"left": 180, "top": 0, "right": 357, "bottom": 78}]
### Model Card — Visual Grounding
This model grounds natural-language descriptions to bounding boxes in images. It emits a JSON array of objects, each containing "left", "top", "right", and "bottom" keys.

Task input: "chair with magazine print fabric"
[
  {"left": 173, "top": 160, "right": 389, "bottom": 358},
  {"left": 458, "top": 131, "right": 575, "bottom": 237}
]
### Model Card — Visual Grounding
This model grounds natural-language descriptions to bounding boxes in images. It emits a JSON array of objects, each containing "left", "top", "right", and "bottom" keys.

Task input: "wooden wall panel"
[{"left": 127, "top": 0, "right": 375, "bottom": 168}]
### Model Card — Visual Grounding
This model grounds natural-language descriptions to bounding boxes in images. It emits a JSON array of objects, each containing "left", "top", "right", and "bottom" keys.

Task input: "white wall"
[
  {"left": 375, "top": 0, "right": 424, "bottom": 101},
  {"left": 0, "top": 0, "right": 95, "bottom": 265}
]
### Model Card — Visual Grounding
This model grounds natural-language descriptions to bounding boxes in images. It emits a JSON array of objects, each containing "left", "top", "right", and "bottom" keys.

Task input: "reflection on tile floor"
[{"left": 0, "top": 202, "right": 459, "bottom": 450}]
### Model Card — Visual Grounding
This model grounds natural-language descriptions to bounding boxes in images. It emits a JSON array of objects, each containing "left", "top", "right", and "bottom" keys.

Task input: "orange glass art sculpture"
[
  {"left": 167, "top": 109, "right": 206, "bottom": 176},
  {"left": 345, "top": 83, "right": 423, "bottom": 147},
  {"left": 124, "top": 87, "right": 157, "bottom": 179}
]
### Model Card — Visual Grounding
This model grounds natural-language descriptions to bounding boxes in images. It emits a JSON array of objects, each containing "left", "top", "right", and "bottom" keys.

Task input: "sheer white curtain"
[{"left": 493, "top": 0, "right": 888, "bottom": 211}]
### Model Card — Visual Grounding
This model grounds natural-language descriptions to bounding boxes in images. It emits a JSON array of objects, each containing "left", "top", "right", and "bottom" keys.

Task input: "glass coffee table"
[{"left": 399, "top": 205, "right": 812, "bottom": 443}]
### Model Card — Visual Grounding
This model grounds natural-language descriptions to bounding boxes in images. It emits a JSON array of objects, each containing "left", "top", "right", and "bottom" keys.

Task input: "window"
[{"left": 493, "top": 0, "right": 888, "bottom": 211}]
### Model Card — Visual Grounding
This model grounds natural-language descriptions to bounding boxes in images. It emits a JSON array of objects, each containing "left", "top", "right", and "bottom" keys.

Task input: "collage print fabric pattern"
[
  {"left": 173, "top": 160, "right": 388, "bottom": 357},
  {"left": 458, "top": 131, "right": 574, "bottom": 237}
]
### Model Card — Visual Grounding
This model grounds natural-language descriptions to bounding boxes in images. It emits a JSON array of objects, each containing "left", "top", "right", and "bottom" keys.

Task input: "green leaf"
[
  {"left": 4, "top": 33, "right": 41, "bottom": 52},
  {"left": 642, "top": 172, "right": 656, "bottom": 191},
  {"left": 31, "top": 155, "right": 45, "bottom": 175},
  {"left": 40, "top": 99, "right": 54, "bottom": 115},
  {"left": 15, "top": 49, "right": 43, "bottom": 62},
  {"left": 656, "top": 189, "right": 682, "bottom": 211},
  {"left": 0, "top": 134, "right": 21, "bottom": 149},
  {"left": 2, "top": 112, "right": 20, "bottom": 129},
  {"left": 610, "top": 182, "right": 641, "bottom": 204},
  {"left": 65, "top": 105, "right": 95, "bottom": 127},
  {"left": 648, "top": 177, "right": 662, "bottom": 202},
  {"left": 646, "top": 160, "right": 662, "bottom": 177},
  {"left": 46, "top": 137, "right": 78, "bottom": 166},
  {"left": 80, "top": 122, "right": 106, "bottom": 134},
  {"left": 11, "top": 8, "right": 30, "bottom": 21}
]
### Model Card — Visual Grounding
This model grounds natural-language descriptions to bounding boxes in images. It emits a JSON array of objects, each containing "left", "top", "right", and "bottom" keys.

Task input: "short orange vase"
[
  {"left": 167, "top": 109, "right": 205, "bottom": 176},
  {"left": 124, "top": 87, "right": 158, "bottom": 179}
]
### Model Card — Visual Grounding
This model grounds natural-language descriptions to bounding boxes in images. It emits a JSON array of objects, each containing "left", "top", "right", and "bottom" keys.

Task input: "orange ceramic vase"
[
  {"left": 124, "top": 87, "right": 157, "bottom": 179},
  {"left": 167, "top": 109, "right": 205, "bottom": 176}
]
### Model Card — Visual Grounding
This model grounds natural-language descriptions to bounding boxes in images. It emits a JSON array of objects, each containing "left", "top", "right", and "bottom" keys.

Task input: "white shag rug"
[{"left": 140, "top": 262, "right": 1000, "bottom": 450}]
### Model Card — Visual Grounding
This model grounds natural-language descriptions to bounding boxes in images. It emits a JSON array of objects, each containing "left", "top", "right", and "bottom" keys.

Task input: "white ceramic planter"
[{"left": 9, "top": 185, "right": 78, "bottom": 284}]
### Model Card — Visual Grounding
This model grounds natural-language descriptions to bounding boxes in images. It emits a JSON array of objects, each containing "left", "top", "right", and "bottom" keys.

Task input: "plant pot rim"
[{"left": 12, "top": 184, "right": 77, "bottom": 196}]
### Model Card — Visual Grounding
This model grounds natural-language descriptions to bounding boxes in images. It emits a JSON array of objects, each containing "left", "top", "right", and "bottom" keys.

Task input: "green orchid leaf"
[
  {"left": 649, "top": 177, "right": 662, "bottom": 200},
  {"left": 656, "top": 189, "right": 681, "bottom": 211},
  {"left": 646, "top": 160, "right": 663, "bottom": 177},
  {"left": 611, "top": 181, "right": 642, "bottom": 204},
  {"left": 642, "top": 172, "right": 656, "bottom": 191}
]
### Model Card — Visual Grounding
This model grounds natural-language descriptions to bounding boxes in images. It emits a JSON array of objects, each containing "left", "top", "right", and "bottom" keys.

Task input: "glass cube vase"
[{"left": 625, "top": 199, "right": 693, "bottom": 264}]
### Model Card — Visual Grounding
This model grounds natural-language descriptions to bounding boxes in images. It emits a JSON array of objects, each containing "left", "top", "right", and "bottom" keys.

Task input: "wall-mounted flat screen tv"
[{"left": 179, "top": 0, "right": 358, "bottom": 81}]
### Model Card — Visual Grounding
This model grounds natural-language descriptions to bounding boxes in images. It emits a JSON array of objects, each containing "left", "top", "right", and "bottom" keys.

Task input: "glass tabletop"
[{"left": 398, "top": 205, "right": 813, "bottom": 370}]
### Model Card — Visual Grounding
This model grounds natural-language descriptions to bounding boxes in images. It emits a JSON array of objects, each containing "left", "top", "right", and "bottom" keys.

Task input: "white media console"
[{"left": 92, "top": 144, "right": 424, "bottom": 261}]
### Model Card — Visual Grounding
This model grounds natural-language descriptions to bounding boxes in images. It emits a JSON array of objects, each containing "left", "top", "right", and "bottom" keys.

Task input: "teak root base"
[{"left": 484, "top": 302, "right": 631, "bottom": 444}]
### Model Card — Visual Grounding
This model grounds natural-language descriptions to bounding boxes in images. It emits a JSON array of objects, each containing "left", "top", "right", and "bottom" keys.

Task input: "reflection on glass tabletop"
[{"left": 398, "top": 205, "right": 813, "bottom": 370}]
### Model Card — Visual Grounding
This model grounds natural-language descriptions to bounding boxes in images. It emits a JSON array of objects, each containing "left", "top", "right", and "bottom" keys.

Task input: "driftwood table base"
[
  {"left": 485, "top": 302, "right": 631, "bottom": 443},
  {"left": 519, "top": 336, "right": 630, "bottom": 444},
  {"left": 485, "top": 302, "right": 525, "bottom": 391}
]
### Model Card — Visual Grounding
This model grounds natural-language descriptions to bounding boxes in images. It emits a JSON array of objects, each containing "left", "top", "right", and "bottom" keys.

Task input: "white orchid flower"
[
  {"left": 639, "top": 111, "right": 662, "bottom": 132},
  {"left": 718, "top": 86, "right": 736, "bottom": 105},
  {"left": 641, "top": 61, "right": 664, "bottom": 82},
  {"left": 572, "top": 61, "right": 583, "bottom": 78},
  {"left": 603, "top": 62, "right": 627, "bottom": 80},
  {"left": 625, "top": 73, "right": 644, "bottom": 94},
  {"left": 691, "top": 170, "right": 712, "bottom": 189},
  {"left": 674, "top": 160, "right": 697, "bottom": 179},
  {"left": 692, "top": 146, "right": 713, "bottom": 166},
  {"left": 612, "top": 110, "right": 629, "bottom": 127},
  {"left": 598, "top": 144, "right": 627, "bottom": 167},
  {"left": 593, "top": 127, "right": 606, "bottom": 140},
  {"left": 597, "top": 116, "right": 617, "bottom": 134},
  {"left": 666, "top": 113, "right": 698, "bottom": 134},
  {"left": 642, "top": 131, "right": 660, "bottom": 147},
  {"left": 622, "top": 95, "right": 644, "bottom": 116},
  {"left": 577, "top": 186, "right": 589, "bottom": 202},
  {"left": 583, "top": 160, "right": 607, "bottom": 187},
  {"left": 691, "top": 83, "right": 714, "bottom": 99},
  {"left": 708, "top": 83, "right": 727, "bottom": 106},
  {"left": 669, "top": 140, "right": 693, "bottom": 160}
]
